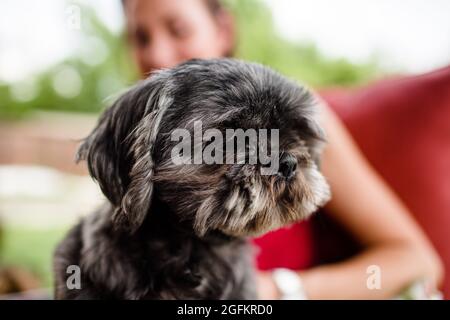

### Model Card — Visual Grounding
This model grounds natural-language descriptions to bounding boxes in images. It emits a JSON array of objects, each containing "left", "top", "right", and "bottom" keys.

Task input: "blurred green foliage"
[
  {"left": 0, "top": 4, "right": 137, "bottom": 119},
  {"left": 1, "top": 227, "right": 69, "bottom": 287},
  {"left": 229, "top": 0, "right": 380, "bottom": 86},
  {"left": 0, "top": 0, "right": 380, "bottom": 119}
]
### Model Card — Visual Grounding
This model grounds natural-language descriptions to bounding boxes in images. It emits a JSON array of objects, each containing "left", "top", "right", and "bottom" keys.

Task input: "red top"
[{"left": 252, "top": 221, "right": 313, "bottom": 270}]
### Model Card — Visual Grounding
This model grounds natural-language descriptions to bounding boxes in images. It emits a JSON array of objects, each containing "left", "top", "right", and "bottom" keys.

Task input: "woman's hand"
[{"left": 256, "top": 271, "right": 280, "bottom": 300}]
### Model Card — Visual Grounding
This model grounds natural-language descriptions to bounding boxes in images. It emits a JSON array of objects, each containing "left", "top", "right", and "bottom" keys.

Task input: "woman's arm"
[{"left": 258, "top": 102, "right": 444, "bottom": 299}]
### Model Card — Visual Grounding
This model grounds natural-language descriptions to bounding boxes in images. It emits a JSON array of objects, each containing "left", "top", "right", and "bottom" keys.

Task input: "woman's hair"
[
  {"left": 204, "top": 0, "right": 224, "bottom": 16},
  {"left": 121, "top": 0, "right": 226, "bottom": 16}
]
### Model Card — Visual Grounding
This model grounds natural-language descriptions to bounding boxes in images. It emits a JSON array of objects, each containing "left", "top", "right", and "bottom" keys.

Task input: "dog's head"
[{"left": 78, "top": 59, "right": 330, "bottom": 237}]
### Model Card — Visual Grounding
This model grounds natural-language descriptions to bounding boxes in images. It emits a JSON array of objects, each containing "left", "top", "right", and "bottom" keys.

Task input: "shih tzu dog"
[{"left": 53, "top": 58, "right": 330, "bottom": 299}]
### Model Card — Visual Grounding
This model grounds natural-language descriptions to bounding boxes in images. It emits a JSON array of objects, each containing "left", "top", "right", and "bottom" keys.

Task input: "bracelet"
[{"left": 272, "top": 268, "right": 308, "bottom": 300}]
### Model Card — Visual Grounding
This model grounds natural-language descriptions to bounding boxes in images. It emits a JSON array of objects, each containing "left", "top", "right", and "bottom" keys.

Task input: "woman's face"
[{"left": 125, "top": 0, "right": 233, "bottom": 76}]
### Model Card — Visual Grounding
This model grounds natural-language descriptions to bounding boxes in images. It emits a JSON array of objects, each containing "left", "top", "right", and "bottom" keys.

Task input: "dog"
[{"left": 53, "top": 58, "right": 331, "bottom": 299}]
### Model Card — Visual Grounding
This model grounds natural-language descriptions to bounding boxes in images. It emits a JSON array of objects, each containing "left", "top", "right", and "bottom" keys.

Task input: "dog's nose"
[{"left": 278, "top": 153, "right": 297, "bottom": 179}]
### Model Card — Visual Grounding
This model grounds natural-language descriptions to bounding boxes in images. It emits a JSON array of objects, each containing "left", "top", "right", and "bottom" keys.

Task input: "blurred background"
[{"left": 0, "top": 0, "right": 449, "bottom": 298}]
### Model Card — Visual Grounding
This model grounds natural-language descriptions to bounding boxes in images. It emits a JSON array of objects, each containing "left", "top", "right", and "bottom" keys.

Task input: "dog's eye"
[{"left": 132, "top": 28, "right": 150, "bottom": 48}]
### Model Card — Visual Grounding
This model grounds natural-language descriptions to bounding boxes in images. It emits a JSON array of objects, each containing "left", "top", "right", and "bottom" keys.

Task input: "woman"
[{"left": 122, "top": 0, "right": 443, "bottom": 299}]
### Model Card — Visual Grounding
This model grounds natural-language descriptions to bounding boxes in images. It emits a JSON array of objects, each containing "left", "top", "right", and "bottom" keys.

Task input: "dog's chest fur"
[{"left": 54, "top": 204, "right": 256, "bottom": 299}]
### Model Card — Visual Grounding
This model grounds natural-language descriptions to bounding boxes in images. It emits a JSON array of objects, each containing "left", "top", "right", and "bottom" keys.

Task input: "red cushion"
[{"left": 321, "top": 66, "right": 450, "bottom": 298}]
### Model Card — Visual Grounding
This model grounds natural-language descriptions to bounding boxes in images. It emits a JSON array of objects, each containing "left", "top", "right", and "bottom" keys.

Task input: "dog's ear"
[
  {"left": 77, "top": 73, "right": 173, "bottom": 233},
  {"left": 76, "top": 97, "right": 137, "bottom": 208},
  {"left": 117, "top": 79, "right": 173, "bottom": 233}
]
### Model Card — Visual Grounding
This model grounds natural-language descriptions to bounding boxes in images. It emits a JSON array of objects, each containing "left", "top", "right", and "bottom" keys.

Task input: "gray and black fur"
[{"left": 53, "top": 59, "right": 330, "bottom": 299}]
